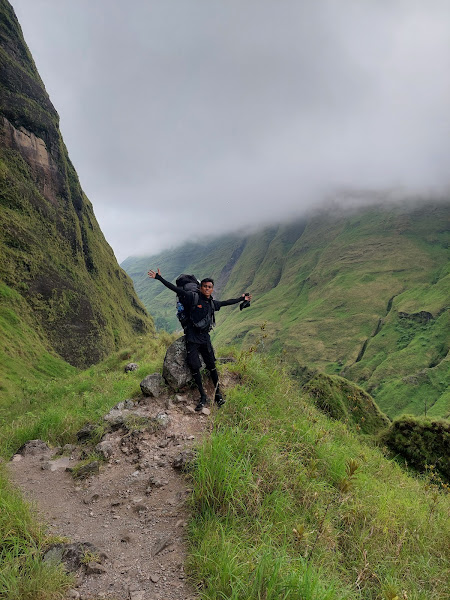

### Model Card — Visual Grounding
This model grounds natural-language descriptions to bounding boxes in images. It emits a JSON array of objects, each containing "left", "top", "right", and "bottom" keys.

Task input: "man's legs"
[
  {"left": 200, "top": 340, "right": 225, "bottom": 407},
  {"left": 186, "top": 341, "right": 209, "bottom": 410}
]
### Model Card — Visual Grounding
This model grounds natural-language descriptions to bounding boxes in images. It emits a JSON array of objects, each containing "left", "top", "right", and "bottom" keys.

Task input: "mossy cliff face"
[{"left": 0, "top": 0, "right": 154, "bottom": 367}]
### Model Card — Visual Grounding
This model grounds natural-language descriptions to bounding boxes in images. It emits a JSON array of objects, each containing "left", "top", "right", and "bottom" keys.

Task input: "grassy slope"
[
  {"left": 123, "top": 201, "right": 450, "bottom": 419},
  {"left": 189, "top": 353, "right": 449, "bottom": 600},
  {"left": 0, "top": 0, "right": 154, "bottom": 371},
  {"left": 302, "top": 372, "right": 390, "bottom": 435},
  {"left": 0, "top": 282, "right": 75, "bottom": 405},
  {"left": 1, "top": 339, "right": 448, "bottom": 599}
]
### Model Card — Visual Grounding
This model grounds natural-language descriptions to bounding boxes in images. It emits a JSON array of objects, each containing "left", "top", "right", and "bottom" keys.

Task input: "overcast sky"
[{"left": 10, "top": 0, "right": 450, "bottom": 262}]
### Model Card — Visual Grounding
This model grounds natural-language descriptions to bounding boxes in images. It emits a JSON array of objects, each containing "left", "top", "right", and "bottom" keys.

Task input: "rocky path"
[{"left": 7, "top": 388, "right": 214, "bottom": 600}]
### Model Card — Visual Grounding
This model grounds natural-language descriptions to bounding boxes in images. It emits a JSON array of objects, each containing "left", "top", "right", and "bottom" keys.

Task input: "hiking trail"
[{"left": 7, "top": 380, "right": 227, "bottom": 600}]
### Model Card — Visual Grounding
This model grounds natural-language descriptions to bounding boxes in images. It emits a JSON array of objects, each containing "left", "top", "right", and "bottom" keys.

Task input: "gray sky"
[{"left": 10, "top": 0, "right": 450, "bottom": 262}]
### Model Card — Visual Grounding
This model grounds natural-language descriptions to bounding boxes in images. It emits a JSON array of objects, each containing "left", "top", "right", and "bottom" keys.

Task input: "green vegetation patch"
[
  {"left": 381, "top": 416, "right": 450, "bottom": 482},
  {"left": 187, "top": 352, "right": 449, "bottom": 600},
  {"left": 302, "top": 373, "right": 390, "bottom": 435}
]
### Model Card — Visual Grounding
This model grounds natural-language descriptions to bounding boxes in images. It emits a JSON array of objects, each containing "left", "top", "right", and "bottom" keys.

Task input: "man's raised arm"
[
  {"left": 147, "top": 268, "right": 189, "bottom": 297},
  {"left": 216, "top": 293, "right": 252, "bottom": 308}
]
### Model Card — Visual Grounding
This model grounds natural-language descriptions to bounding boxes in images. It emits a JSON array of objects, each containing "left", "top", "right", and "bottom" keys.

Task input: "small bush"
[{"left": 381, "top": 415, "right": 450, "bottom": 481}]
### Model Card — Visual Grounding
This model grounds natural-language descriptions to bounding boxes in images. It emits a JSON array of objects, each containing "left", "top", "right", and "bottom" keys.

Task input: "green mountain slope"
[
  {"left": 0, "top": 0, "right": 154, "bottom": 377},
  {"left": 123, "top": 200, "right": 450, "bottom": 419}
]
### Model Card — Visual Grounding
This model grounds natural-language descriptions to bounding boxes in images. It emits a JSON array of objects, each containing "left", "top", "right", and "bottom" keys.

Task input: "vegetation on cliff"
[
  {"left": 381, "top": 415, "right": 450, "bottom": 482},
  {"left": 0, "top": 0, "right": 154, "bottom": 378},
  {"left": 301, "top": 372, "right": 390, "bottom": 435}
]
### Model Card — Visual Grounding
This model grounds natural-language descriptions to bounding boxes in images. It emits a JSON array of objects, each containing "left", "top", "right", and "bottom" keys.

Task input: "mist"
[{"left": 10, "top": 0, "right": 450, "bottom": 261}]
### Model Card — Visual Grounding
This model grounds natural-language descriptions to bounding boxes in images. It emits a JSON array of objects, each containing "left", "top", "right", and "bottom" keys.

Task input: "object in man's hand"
[{"left": 240, "top": 295, "right": 251, "bottom": 311}]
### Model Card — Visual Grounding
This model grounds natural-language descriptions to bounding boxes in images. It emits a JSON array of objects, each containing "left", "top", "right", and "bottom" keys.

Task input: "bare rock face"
[
  {"left": 162, "top": 337, "right": 205, "bottom": 389},
  {"left": 2, "top": 117, "right": 62, "bottom": 205}
]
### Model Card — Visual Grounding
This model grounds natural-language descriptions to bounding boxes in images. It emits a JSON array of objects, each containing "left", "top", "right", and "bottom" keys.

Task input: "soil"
[{"left": 7, "top": 383, "right": 223, "bottom": 600}]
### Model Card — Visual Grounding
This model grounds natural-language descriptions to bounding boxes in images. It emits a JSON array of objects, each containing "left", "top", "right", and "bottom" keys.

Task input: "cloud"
[{"left": 11, "top": 0, "right": 450, "bottom": 261}]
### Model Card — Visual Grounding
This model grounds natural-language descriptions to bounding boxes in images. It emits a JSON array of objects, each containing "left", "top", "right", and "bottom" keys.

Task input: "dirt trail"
[{"left": 7, "top": 387, "right": 215, "bottom": 600}]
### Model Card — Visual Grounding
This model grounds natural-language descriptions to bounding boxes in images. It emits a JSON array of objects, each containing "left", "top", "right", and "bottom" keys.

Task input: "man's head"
[{"left": 200, "top": 278, "right": 214, "bottom": 298}]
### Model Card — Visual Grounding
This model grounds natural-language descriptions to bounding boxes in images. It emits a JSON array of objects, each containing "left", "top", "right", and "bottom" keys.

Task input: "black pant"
[{"left": 186, "top": 338, "right": 216, "bottom": 372}]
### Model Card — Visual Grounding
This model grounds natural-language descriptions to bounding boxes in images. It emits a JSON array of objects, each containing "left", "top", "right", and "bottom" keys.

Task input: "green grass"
[
  {"left": 187, "top": 352, "right": 450, "bottom": 599},
  {"left": 0, "top": 331, "right": 173, "bottom": 459},
  {"left": 0, "top": 282, "right": 76, "bottom": 401}
]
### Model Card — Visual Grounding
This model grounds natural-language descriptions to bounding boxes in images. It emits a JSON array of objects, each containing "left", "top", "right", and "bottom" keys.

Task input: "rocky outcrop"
[{"left": 162, "top": 336, "right": 205, "bottom": 389}]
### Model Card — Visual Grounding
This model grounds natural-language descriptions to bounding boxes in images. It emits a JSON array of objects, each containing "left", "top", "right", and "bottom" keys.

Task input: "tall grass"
[{"left": 187, "top": 352, "right": 450, "bottom": 599}]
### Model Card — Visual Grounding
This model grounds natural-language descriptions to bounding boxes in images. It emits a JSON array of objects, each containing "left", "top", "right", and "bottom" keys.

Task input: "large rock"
[
  {"left": 140, "top": 373, "right": 164, "bottom": 397},
  {"left": 162, "top": 337, "right": 204, "bottom": 389},
  {"left": 16, "top": 440, "right": 50, "bottom": 456}
]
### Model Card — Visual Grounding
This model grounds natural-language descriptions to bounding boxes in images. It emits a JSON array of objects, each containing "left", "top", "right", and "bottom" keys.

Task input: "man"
[{"left": 148, "top": 268, "right": 252, "bottom": 411}]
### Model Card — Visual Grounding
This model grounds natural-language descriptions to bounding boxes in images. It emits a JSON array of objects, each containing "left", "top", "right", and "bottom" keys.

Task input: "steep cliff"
[{"left": 0, "top": 0, "right": 154, "bottom": 369}]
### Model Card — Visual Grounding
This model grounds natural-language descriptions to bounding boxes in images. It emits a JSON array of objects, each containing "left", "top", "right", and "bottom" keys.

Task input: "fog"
[{"left": 10, "top": 0, "right": 450, "bottom": 261}]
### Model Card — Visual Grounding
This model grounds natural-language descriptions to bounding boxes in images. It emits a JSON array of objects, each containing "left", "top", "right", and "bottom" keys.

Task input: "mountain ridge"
[{"left": 123, "top": 199, "right": 450, "bottom": 420}]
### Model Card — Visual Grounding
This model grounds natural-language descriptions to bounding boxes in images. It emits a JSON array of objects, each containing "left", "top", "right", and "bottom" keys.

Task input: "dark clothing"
[
  {"left": 155, "top": 273, "right": 242, "bottom": 344},
  {"left": 154, "top": 273, "right": 244, "bottom": 403},
  {"left": 186, "top": 338, "right": 216, "bottom": 371}
]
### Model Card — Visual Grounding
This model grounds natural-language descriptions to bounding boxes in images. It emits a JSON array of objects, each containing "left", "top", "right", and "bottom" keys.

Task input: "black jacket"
[{"left": 155, "top": 274, "right": 242, "bottom": 343}]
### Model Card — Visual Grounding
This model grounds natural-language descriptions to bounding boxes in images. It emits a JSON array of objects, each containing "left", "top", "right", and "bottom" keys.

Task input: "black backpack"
[
  {"left": 175, "top": 274, "right": 216, "bottom": 332},
  {"left": 175, "top": 274, "right": 200, "bottom": 331}
]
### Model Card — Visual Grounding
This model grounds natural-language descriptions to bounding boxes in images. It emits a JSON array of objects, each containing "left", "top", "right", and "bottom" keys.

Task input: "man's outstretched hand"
[
  {"left": 242, "top": 293, "right": 252, "bottom": 301},
  {"left": 148, "top": 268, "right": 161, "bottom": 279}
]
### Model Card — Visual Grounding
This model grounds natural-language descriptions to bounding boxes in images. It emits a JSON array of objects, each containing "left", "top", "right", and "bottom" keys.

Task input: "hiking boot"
[
  {"left": 215, "top": 393, "right": 225, "bottom": 408},
  {"left": 195, "top": 396, "right": 209, "bottom": 412}
]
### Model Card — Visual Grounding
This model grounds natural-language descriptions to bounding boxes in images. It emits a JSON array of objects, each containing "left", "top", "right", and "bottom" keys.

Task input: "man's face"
[{"left": 200, "top": 281, "right": 214, "bottom": 298}]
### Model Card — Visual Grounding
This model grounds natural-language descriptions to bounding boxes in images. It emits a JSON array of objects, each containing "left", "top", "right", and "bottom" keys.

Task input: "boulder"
[
  {"left": 95, "top": 441, "right": 114, "bottom": 459},
  {"left": 172, "top": 450, "right": 196, "bottom": 471},
  {"left": 103, "top": 409, "right": 126, "bottom": 429},
  {"left": 76, "top": 424, "right": 97, "bottom": 443},
  {"left": 162, "top": 336, "right": 204, "bottom": 389},
  {"left": 103, "top": 401, "right": 135, "bottom": 429},
  {"left": 140, "top": 373, "right": 164, "bottom": 397},
  {"left": 125, "top": 362, "right": 138, "bottom": 373},
  {"left": 68, "top": 461, "right": 100, "bottom": 479},
  {"left": 16, "top": 440, "right": 50, "bottom": 456},
  {"left": 155, "top": 412, "right": 170, "bottom": 429}
]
